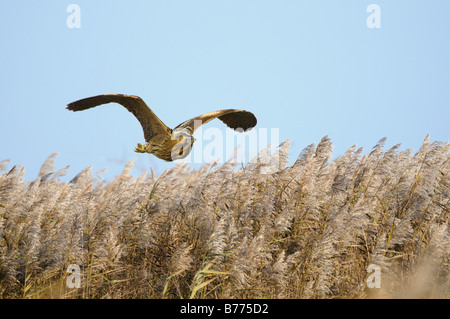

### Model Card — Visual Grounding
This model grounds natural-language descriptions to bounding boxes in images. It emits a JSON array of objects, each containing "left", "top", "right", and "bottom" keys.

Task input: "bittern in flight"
[{"left": 67, "top": 94, "right": 257, "bottom": 161}]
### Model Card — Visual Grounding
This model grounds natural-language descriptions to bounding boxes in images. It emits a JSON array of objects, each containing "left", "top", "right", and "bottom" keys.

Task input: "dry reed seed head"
[
  {"left": 0, "top": 159, "right": 11, "bottom": 173},
  {"left": 168, "top": 243, "right": 193, "bottom": 275},
  {"left": 315, "top": 135, "right": 333, "bottom": 166},
  {"left": 271, "top": 251, "right": 288, "bottom": 293},
  {"left": 294, "top": 143, "right": 316, "bottom": 166},
  {"left": 38, "top": 153, "right": 58, "bottom": 178},
  {"left": 207, "top": 215, "right": 229, "bottom": 257}
]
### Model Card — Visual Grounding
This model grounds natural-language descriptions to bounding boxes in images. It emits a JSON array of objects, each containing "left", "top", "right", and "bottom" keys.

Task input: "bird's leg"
[{"left": 134, "top": 143, "right": 147, "bottom": 153}]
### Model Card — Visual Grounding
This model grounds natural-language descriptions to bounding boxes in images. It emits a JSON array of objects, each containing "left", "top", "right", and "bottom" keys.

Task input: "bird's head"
[{"left": 170, "top": 128, "right": 196, "bottom": 160}]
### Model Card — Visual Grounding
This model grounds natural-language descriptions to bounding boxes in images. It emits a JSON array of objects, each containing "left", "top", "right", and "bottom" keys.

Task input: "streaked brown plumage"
[{"left": 67, "top": 94, "right": 257, "bottom": 161}]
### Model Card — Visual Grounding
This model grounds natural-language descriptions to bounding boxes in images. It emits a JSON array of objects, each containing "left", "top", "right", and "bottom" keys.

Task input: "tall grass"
[{"left": 0, "top": 135, "right": 448, "bottom": 298}]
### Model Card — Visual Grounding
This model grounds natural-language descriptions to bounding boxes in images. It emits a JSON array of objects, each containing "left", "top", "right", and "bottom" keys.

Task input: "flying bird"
[{"left": 66, "top": 94, "right": 257, "bottom": 161}]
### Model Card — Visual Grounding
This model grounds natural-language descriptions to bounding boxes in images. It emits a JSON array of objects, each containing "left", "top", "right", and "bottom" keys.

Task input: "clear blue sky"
[{"left": 1, "top": 1, "right": 449, "bottom": 181}]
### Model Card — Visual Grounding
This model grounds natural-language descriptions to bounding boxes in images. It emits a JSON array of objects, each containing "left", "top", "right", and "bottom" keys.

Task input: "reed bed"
[{"left": 0, "top": 135, "right": 448, "bottom": 298}]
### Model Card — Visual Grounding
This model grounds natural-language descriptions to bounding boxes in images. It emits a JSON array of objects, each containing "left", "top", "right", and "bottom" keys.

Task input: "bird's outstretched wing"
[
  {"left": 67, "top": 94, "right": 169, "bottom": 141},
  {"left": 174, "top": 109, "right": 257, "bottom": 134}
]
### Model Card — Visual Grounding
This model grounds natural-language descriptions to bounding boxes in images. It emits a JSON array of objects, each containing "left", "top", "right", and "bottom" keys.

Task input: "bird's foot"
[{"left": 135, "top": 143, "right": 147, "bottom": 153}]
